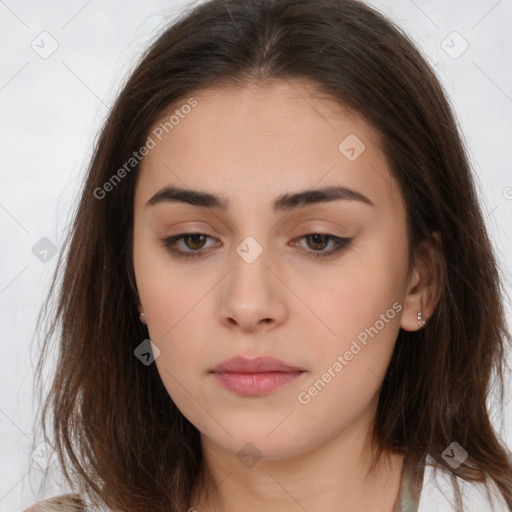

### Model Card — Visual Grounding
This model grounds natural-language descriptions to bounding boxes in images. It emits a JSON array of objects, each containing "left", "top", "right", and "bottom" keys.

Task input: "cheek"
[
  {"left": 301, "top": 230, "right": 408, "bottom": 388},
  {"left": 307, "top": 245, "right": 405, "bottom": 344},
  {"left": 139, "top": 276, "right": 212, "bottom": 389},
  {"left": 134, "top": 233, "right": 205, "bottom": 340},
  {"left": 133, "top": 240, "right": 215, "bottom": 395},
  {"left": 139, "top": 264, "right": 212, "bottom": 424},
  {"left": 295, "top": 275, "right": 403, "bottom": 434}
]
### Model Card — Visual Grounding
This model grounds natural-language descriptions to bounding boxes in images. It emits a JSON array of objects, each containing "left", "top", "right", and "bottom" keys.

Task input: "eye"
[
  {"left": 162, "top": 233, "right": 219, "bottom": 259},
  {"left": 162, "top": 232, "right": 352, "bottom": 261},
  {"left": 291, "top": 233, "right": 352, "bottom": 259}
]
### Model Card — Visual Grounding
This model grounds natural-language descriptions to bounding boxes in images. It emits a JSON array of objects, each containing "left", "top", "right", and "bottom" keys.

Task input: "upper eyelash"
[
  {"left": 291, "top": 234, "right": 352, "bottom": 259},
  {"left": 161, "top": 233, "right": 352, "bottom": 260}
]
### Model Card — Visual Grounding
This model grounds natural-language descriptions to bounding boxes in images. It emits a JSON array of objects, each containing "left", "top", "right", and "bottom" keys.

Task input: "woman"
[{"left": 26, "top": 0, "right": 512, "bottom": 510}]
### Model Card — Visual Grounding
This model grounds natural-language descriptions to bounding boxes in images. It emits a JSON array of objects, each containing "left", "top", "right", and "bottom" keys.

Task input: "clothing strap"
[{"left": 391, "top": 452, "right": 426, "bottom": 512}]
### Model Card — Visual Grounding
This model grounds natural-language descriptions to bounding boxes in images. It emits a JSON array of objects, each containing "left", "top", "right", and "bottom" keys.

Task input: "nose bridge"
[
  {"left": 227, "top": 233, "right": 273, "bottom": 305},
  {"left": 217, "top": 232, "right": 287, "bottom": 329}
]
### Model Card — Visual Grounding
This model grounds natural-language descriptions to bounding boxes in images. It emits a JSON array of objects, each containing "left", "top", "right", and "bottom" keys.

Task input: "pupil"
[
  {"left": 187, "top": 234, "right": 205, "bottom": 249},
  {"left": 309, "top": 234, "right": 327, "bottom": 250}
]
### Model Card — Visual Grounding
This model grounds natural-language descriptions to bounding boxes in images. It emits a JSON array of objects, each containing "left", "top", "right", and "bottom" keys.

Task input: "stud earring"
[
  {"left": 137, "top": 302, "right": 147, "bottom": 324},
  {"left": 417, "top": 311, "right": 426, "bottom": 327}
]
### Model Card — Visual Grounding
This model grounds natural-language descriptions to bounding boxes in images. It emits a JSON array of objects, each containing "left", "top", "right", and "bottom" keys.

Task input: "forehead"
[{"left": 136, "top": 79, "right": 400, "bottom": 212}]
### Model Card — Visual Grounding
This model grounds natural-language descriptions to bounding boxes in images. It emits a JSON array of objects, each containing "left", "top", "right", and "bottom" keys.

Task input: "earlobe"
[{"left": 400, "top": 306, "right": 427, "bottom": 332}]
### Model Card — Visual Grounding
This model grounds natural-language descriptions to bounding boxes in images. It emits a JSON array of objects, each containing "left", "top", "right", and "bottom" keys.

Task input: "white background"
[{"left": 1, "top": 1, "right": 511, "bottom": 510}]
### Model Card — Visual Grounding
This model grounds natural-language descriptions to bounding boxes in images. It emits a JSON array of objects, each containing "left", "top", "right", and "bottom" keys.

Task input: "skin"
[{"left": 132, "top": 79, "right": 440, "bottom": 512}]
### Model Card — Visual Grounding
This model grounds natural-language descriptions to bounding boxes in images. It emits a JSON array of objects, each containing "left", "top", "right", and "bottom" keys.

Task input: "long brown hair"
[{"left": 32, "top": 0, "right": 512, "bottom": 510}]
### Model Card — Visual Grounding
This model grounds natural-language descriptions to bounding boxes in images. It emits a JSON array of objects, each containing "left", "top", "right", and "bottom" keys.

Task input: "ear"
[{"left": 400, "top": 231, "right": 443, "bottom": 332}]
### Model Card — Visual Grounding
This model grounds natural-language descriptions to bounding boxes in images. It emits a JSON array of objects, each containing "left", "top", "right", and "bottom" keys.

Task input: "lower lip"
[{"left": 212, "top": 371, "right": 304, "bottom": 396}]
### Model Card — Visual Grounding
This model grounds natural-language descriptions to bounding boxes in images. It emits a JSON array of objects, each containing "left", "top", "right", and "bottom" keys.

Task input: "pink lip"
[{"left": 210, "top": 356, "right": 306, "bottom": 396}]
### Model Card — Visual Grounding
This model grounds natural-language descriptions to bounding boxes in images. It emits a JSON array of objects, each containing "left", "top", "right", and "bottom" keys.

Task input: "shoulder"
[
  {"left": 418, "top": 455, "right": 510, "bottom": 512},
  {"left": 22, "top": 493, "right": 87, "bottom": 512}
]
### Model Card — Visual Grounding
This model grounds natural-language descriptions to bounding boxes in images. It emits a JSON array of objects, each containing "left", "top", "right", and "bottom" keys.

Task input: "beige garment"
[{"left": 22, "top": 493, "right": 86, "bottom": 512}]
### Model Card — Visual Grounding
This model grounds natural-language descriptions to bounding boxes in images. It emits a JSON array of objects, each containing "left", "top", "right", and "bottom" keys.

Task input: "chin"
[{"left": 200, "top": 424, "right": 314, "bottom": 463}]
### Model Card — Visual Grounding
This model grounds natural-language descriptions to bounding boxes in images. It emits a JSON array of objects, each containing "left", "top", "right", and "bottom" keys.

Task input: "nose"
[{"left": 216, "top": 243, "right": 289, "bottom": 333}]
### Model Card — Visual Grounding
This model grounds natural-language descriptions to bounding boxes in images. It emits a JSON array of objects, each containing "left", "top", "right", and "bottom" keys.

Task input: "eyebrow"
[{"left": 145, "top": 185, "right": 374, "bottom": 212}]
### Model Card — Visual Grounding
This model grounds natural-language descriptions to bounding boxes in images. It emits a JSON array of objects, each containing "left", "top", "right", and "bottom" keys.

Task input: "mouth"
[{"left": 210, "top": 356, "right": 306, "bottom": 396}]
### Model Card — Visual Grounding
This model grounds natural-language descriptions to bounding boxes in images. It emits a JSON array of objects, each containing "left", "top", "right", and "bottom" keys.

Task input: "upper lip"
[{"left": 211, "top": 356, "right": 304, "bottom": 373}]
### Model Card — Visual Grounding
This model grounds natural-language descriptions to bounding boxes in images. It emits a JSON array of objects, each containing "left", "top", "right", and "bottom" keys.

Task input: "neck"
[{"left": 190, "top": 419, "right": 405, "bottom": 512}]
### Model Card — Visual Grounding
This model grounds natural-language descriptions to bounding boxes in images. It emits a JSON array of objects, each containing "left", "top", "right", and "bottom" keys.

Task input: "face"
[{"left": 133, "top": 80, "right": 419, "bottom": 462}]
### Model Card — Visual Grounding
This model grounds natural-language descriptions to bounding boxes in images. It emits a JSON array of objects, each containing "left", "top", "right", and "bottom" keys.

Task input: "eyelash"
[{"left": 161, "top": 232, "right": 352, "bottom": 260}]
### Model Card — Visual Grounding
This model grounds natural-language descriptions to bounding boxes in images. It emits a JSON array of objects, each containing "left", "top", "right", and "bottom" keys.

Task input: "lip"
[
  {"left": 210, "top": 356, "right": 306, "bottom": 396},
  {"left": 211, "top": 355, "right": 304, "bottom": 373}
]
